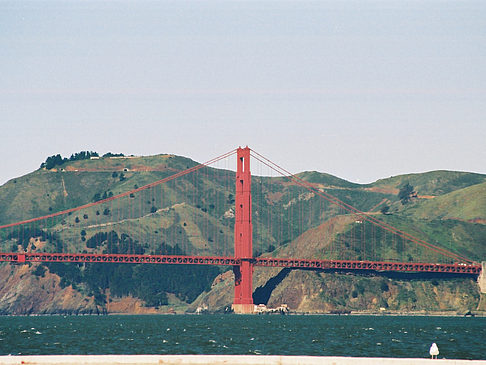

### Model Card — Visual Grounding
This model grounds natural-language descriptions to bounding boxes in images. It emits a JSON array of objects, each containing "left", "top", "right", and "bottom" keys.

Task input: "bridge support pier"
[
  {"left": 232, "top": 261, "right": 254, "bottom": 314},
  {"left": 478, "top": 262, "right": 486, "bottom": 294},
  {"left": 232, "top": 147, "right": 254, "bottom": 314}
]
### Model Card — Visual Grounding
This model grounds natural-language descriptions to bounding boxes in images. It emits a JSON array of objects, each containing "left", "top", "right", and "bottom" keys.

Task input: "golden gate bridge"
[{"left": 0, "top": 147, "right": 481, "bottom": 313}]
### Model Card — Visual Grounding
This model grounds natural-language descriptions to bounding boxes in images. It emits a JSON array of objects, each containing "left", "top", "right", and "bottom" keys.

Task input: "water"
[{"left": 0, "top": 315, "right": 484, "bottom": 359}]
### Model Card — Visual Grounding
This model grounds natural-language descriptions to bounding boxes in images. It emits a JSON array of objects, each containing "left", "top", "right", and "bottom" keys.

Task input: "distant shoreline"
[{"left": 1, "top": 310, "right": 485, "bottom": 317}]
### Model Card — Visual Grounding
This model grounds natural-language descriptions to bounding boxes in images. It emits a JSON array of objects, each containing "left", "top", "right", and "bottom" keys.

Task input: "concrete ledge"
[{"left": 0, "top": 355, "right": 485, "bottom": 365}]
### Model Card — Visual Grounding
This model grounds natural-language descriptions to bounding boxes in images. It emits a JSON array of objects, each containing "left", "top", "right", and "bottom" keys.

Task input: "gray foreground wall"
[{"left": 0, "top": 355, "right": 485, "bottom": 365}]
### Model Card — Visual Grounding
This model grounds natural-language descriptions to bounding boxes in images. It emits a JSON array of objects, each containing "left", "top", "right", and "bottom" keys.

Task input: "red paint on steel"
[
  {"left": 253, "top": 257, "right": 481, "bottom": 275},
  {"left": 1, "top": 252, "right": 480, "bottom": 275},
  {"left": 0, "top": 252, "right": 239, "bottom": 266},
  {"left": 233, "top": 147, "right": 254, "bottom": 311}
]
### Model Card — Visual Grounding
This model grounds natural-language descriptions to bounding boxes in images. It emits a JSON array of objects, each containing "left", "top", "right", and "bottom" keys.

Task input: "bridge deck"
[{"left": 0, "top": 252, "right": 481, "bottom": 275}]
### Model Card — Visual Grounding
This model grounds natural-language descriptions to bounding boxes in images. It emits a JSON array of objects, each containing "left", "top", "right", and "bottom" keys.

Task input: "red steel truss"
[
  {"left": 254, "top": 257, "right": 481, "bottom": 275},
  {"left": 0, "top": 252, "right": 238, "bottom": 266},
  {"left": 0, "top": 252, "right": 480, "bottom": 275}
]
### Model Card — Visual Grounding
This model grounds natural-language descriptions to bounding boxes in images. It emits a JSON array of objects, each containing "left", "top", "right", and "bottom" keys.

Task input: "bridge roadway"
[{"left": 0, "top": 252, "right": 481, "bottom": 275}]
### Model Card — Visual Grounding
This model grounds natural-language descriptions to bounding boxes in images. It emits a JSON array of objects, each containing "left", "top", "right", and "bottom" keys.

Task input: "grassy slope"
[
  {"left": 402, "top": 181, "right": 486, "bottom": 221},
  {"left": 296, "top": 171, "right": 362, "bottom": 188},
  {"left": 0, "top": 155, "right": 200, "bottom": 225},
  {"left": 370, "top": 170, "right": 486, "bottom": 196}
]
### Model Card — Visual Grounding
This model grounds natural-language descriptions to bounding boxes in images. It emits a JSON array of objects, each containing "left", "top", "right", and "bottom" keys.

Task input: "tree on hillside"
[
  {"left": 380, "top": 205, "right": 390, "bottom": 215},
  {"left": 69, "top": 151, "right": 99, "bottom": 161},
  {"left": 41, "top": 154, "right": 66, "bottom": 169},
  {"left": 103, "top": 152, "right": 125, "bottom": 158},
  {"left": 398, "top": 183, "right": 416, "bottom": 205},
  {"left": 40, "top": 151, "right": 99, "bottom": 170}
]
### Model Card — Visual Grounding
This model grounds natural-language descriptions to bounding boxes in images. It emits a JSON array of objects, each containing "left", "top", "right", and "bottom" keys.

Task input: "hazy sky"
[{"left": 1, "top": 0, "right": 485, "bottom": 185}]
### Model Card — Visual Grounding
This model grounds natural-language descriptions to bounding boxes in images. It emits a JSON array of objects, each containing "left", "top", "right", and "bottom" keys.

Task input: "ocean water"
[{"left": 0, "top": 315, "right": 484, "bottom": 359}]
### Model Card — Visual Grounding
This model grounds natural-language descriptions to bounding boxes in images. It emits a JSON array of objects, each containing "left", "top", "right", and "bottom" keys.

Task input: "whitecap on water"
[
  {"left": 209, "top": 339, "right": 217, "bottom": 343},
  {"left": 35, "top": 331, "right": 42, "bottom": 335}
]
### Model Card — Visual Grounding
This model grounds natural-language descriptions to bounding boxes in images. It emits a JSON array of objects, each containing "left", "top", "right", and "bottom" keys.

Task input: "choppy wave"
[{"left": 0, "top": 315, "right": 484, "bottom": 359}]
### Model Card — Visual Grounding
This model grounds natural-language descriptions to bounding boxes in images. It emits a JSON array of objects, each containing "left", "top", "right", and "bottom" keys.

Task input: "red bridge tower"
[{"left": 232, "top": 147, "right": 254, "bottom": 314}]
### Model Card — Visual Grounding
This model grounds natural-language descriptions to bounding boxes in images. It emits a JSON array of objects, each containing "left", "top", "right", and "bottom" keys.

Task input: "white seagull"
[{"left": 429, "top": 343, "right": 439, "bottom": 359}]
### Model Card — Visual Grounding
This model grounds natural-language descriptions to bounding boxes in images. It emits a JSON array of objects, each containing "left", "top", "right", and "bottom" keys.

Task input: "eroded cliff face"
[
  {"left": 192, "top": 267, "right": 481, "bottom": 314},
  {"left": 0, "top": 263, "right": 189, "bottom": 315},
  {"left": 265, "top": 270, "right": 480, "bottom": 313},
  {"left": 0, "top": 263, "right": 98, "bottom": 315}
]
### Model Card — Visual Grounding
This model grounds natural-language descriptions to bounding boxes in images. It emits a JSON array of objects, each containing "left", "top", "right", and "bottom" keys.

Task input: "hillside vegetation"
[
  {"left": 403, "top": 182, "right": 486, "bottom": 222},
  {"left": 0, "top": 152, "right": 485, "bottom": 315},
  {"left": 370, "top": 170, "right": 486, "bottom": 196}
]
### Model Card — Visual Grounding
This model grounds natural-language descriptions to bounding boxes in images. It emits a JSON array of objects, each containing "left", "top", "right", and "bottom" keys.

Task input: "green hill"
[
  {"left": 0, "top": 154, "right": 199, "bottom": 225},
  {"left": 0, "top": 152, "right": 484, "bottom": 315}
]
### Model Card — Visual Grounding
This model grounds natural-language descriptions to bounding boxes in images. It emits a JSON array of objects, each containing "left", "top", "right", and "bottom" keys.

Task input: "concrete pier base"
[
  {"left": 0, "top": 355, "right": 485, "bottom": 365},
  {"left": 478, "top": 262, "right": 486, "bottom": 294},
  {"left": 232, "top": 303, "right": 255, "bottom": 314}
]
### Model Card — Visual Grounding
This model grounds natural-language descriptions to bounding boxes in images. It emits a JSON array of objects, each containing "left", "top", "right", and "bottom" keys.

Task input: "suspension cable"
[
  {"left": 250, "top": 148, "right": 473, "bottom": 264},
  {"left": 0, "top": 149, "right": 237, "bottom": 229}
]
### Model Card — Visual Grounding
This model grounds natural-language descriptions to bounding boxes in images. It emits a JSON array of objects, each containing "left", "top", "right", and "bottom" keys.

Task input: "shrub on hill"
[
  {"left": 103, "top": 152, "right": 125, "bottom": 158},
  {"left": 40, "top": 151, "right": 99, "bottom": 170},
  {"left": 398, "top": 183, "right": 416, "bottom": 205}
]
